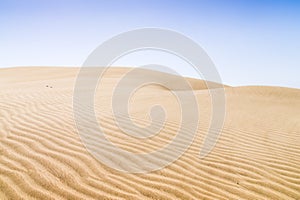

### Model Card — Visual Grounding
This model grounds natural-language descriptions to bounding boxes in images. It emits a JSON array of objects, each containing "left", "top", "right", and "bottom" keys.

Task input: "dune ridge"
[{"left": 0, "top": 67, "right": 299, "bottom": 199}]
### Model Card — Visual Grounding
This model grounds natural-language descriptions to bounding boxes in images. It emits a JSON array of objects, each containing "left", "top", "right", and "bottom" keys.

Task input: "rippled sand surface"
[{"left": 0, "top": 67, "right": 299, "bottom": 199}]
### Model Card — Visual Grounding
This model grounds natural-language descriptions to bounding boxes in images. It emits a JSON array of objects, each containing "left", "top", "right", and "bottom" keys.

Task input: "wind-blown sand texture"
[{"left": 0, "top": 67, "right": 299, "bottom": 199}]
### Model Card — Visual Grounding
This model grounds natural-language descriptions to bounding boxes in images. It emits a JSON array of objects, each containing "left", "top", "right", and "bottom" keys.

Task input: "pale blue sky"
[{"left": 0, "top": 0, "right": 299, "bottom": 88}]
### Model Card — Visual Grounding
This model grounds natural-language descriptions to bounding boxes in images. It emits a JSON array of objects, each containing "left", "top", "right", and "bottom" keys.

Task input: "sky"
[{"left": 0, "top": 0, "right": 299, "bottom": 88}]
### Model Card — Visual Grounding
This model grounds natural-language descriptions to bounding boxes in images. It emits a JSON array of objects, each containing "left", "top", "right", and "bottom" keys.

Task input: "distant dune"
[{"left": 0, "top": 67, "right": 299, "bottom": 199}]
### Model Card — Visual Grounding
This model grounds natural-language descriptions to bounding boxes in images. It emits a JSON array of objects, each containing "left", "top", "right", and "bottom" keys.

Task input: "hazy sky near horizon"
[{"left": 0, "top": 0, "right": 299, "bottom": 88}]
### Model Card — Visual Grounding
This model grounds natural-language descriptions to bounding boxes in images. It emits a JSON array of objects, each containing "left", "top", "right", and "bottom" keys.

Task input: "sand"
[{"left": 0, "top": 67, "right": 299, "bottom": 199}]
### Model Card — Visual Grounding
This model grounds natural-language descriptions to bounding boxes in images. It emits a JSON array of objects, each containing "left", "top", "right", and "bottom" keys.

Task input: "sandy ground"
[{"left": 0, "top": 67, "right": 299, "bottom": 199}]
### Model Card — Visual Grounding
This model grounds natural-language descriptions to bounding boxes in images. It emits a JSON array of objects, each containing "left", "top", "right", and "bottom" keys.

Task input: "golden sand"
[{"left": 0, "top": 67, "right": 299, "bottom": 199}]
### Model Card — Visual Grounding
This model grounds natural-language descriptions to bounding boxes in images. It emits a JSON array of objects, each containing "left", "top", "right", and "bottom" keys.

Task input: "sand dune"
[{"left": 0, "top": 67, "right": 299, "bottom": 199}]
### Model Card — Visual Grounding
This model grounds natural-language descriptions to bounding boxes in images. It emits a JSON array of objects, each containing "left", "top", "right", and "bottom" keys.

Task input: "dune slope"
[{"left": 0, "top": 67, "right": 299, "bottom": 199}]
